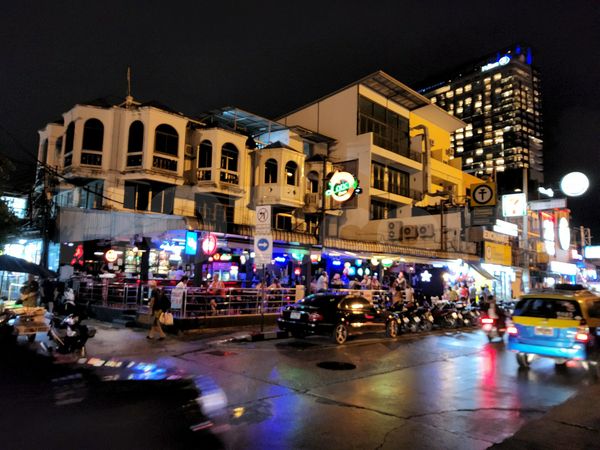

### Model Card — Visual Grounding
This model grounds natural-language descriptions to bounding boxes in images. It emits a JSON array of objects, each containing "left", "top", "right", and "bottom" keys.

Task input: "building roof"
[
  {"left": 278, "top": 70, "right": 432, "bottom": 121},
  {"left": 200, "top": 107, "right": 287, "bottom": 138}
]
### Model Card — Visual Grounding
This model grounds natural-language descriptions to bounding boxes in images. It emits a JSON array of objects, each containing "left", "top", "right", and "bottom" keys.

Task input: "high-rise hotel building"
[{"left": 419, "top": 44, "right": 543, "bottom": 193}]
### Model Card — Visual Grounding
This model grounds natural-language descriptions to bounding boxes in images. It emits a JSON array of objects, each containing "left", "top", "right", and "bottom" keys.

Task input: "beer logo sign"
[{"left": 325, "top": 171, "right": 361, "bottom": 202}]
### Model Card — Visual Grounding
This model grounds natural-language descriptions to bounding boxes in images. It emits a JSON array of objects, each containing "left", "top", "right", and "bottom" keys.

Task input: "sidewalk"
[{"left": 491, "top": 382, "right": 600, "bottom": 449}]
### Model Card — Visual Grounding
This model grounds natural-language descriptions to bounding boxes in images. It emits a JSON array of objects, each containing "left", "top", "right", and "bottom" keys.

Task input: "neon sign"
[
  {"left": 558, "top": 217, "right": 570, "bottom": 250},
  {"left": 105, "top": 249, "right": 118, "bottom": 263},
  {"left": 201, "top": 234, "right": 218, "bottom": 255},
  {"left": 481, "top": 55, "right": 511, "bottom": 72},
  {"left": 541, "top": 212, "right": 555, "bottom": 256},
  {"left": 325, "top": 171, "right": 360, "bottom": 202}
]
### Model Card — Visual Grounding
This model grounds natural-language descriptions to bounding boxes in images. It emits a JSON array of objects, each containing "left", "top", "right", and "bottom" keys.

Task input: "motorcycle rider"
[{"left": 485, "top": 295, "right": 506, "bottom": 330}]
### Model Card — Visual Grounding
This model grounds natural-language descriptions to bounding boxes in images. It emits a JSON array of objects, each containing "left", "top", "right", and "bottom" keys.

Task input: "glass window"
[
  {"left": 265, "top": 158, "right": 278, "bottom": 183},
  {"left": 307, "top": 171, "right": 320, "bottom": 193},
  {"left": 358, "top": 96, "right": 410, "bottom": 157},
  {"left": 515, "top": 298, "right": 582, "bottom": 319},
  {"left": 285, "top": 161, "right": 297, "bottom": 186},
  {"left": 128, "top": 121, "right": 144, "bottom": 153},
  {"left": 371, "top": 162, "right": 385, "bottom": 190},
  {"left": 154, "top": 124, "right": 179, "bottom": 156},
  {"left": 198, "top": 140, "right": 212, "bottom": 168},
  {"left": 82, "top": 119, "right": 104, "bottom": 151},
  {"left": 370, "top": 199, "right": 397, "bottom": 220},
  {"left": 220, "top": 143, "right": 239, "bottom": 184}
]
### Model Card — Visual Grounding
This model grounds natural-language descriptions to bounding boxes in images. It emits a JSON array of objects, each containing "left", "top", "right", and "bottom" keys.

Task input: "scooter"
[{"left": 46, "top": 313, "right": 96, "bottom": 357}]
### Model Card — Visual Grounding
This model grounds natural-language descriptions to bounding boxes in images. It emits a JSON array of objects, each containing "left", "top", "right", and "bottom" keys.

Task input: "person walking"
[
  {"left": 170, "top": 275, "right": 188, "bottom": 312},
  {"left": 147, "top": 286, "right": 167, "bottom": 340}
]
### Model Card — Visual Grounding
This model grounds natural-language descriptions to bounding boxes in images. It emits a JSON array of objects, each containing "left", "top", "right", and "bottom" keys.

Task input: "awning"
[
  {"left": 324, "top": 237, "right": 479, "bottom": 262},
  {"left": 469, "top": 263, "right": 496, "bottom": 280},
  {"left": 58, "top": 208, "right": 188, "bottom": 242}
]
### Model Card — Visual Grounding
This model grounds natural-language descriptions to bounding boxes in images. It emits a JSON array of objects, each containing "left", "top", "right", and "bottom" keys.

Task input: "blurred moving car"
[
  {"left": 507, "top": 284, "right": 600, "bottom": 374},
  {"left": 0, "top": 344, "right": 227, "bottom": 449},
  {"left": 277, "top": 293, "right": 398, "bottom": 344}
]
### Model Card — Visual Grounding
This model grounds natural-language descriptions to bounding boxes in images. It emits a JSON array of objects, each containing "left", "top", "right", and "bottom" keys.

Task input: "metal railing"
[{"left": 73, "top": 280, "right": 393, "bottom": 319}]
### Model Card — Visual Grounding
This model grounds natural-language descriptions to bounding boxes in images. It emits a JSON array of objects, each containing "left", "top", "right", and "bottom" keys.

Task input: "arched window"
[
  {"left": 307, "top": 171, "right": 320, "bottom": 193},
  {"left": 285, "top": 161, "right": 298, "bottom": 186},
  {"left": 82, "top": 119, "right": 104, "bottom": 151},
  {"left": 220, "top": 143, "right": 239, "bottom": 184},
  {"left": 81, "top": 118, "right": 104, "bottom": 166},
  {"left": 264, "top": 158, "right": 278, "bottom": 184},
  {"left": 64, "top": 122, "right": 75, "bottom": 167},
  {"left": 197, "top": 140, "right": 212, "bottom": 181},
  {"left": 126, "top": 121, "right": 144, "bottom": 167},
  {"left": 198, "top": 140, "right": 212, "bottom": 168},
  {"left": 154, "top": 124, "right": 179, "bottom": 156},
  {"left": 128, "top": 121, "right": 144, "bottom": 153}
]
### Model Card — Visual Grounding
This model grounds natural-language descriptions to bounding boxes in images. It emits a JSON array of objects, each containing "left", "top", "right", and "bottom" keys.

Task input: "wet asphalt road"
[
  {"left": 2, "top": 326, "right": 595, "bottom": 449},
  {"left": 110, "top": 327, "right": 594, "bottom": 450}
]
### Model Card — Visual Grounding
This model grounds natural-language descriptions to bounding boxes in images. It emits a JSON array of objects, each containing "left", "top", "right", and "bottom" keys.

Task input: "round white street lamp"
[{"left": 560, "top": 172, "right": 590, "bottom": 197}]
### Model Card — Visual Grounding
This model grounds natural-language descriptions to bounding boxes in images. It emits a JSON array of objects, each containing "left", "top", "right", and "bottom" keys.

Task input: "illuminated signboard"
[
  {"left": 105, "top": 249, "right": 118, "bottom": 263},
  {"left": 560, "top": 172, "right": 589, "bottom": 197},
  {"left": 585, "top": 246, "right": 600, "bottom": 259},
  {"left": 481, "top": 55, "right": 511, "bottom": 72},
  {"left": 541, "top": 212, "right": 556, "bottom": 256},
  {"left": 201, "top": 233, "right": 218, "bottom": 256},
  {"left": 502, "top": 193, "right": 527, "bottom": 217},
  {"left": 184, "top": 231, "right": 198, "bottom": 255},
  {"left": 325, "top": 171, "right": 361, "bottom": 202},
  {"left": 558, "top": 217, "right": 571, "bottom": 250}
]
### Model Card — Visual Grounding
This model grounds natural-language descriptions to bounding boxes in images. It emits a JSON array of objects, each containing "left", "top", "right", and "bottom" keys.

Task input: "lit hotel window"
[
  {"left": 493, "top": 73, "right": 502, "bottom": 80},
  {"left": 446, "top": 91, "right": 454, "bottom": 98},
  {"left": 466, "top": 157, "right": 473, "bottom": 164},
  {"left": 456, "top": 108, "right": 463, "bottom": 114},
  {"left": 475, "top": 149, "right": 483, "bottom": 155},
  {"left": 456, "top": 147, "right": 464, "bottom": 153},
  {"left": 465, "top": 97, "right": 472, "bottom": 105},
  {"left": 456, "top": 87, "right": 464, "bottom": 95},
  {"left": 465, "top": 84, "right": 472, "bottom": 91},
  {"left": 465, "top": 131, "right": 473, "bottom": 138}
]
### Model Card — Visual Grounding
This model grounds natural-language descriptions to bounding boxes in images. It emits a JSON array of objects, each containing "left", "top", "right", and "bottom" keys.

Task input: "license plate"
[
  {"left": 428, "top": 315, "right": 434, "bottom": 322},
  {"left": 403, "top": 317, "right": 409, "bottom": 323},
  {"left": 290, "top": 311, "right": 301, "bottom": 320},
  {"left": 413, "top": 316, "right": 421, "bottom": 323},
  {"left": 535, "top": 326, "right": 554, "bottom": 336},
  {"left": 451, "top": 312, "right": 458, "bottom": 319}
]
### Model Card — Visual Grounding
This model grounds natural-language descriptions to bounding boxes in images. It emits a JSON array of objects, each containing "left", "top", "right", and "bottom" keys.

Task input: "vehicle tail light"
[
  {"left": 308, "top": 313, "right": 324, "bottom": 322},
  {"left": 507, "top": 325, "right": 518, "bottom": 335},
  {"left": 481, "top": 318, "right": 494, "bottom": 324},
  {"left": 365, "top": 314, "right": 374, "bottom": 320}
]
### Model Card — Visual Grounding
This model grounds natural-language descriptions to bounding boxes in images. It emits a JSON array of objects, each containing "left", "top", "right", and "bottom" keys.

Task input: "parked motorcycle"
[
  {"left": 431, "top": 302, "right": 458, "bottom": 329},
  {"left": 46, "top": 313, "right": 96, "bottom": 357}
]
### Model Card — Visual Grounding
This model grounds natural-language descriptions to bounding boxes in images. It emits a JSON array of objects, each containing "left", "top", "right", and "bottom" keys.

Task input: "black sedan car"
[{"left": 277, "top": 293, "right": 398, "bottom": 344}]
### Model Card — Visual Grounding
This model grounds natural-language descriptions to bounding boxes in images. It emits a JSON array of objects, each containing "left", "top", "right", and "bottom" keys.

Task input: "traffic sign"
[
  {"left": 255, "top": 205, "right": 272, "bottom": 234},
  {"left": 254, "top": 235, "right": 273, "bottom": 266},
  {"left": 470, "top": 183, "right": 496, "bottom": 207}
]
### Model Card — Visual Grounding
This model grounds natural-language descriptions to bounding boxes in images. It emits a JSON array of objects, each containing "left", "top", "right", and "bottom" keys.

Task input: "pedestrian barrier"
[{"left": 73, "top": 281, "right": 392, "bottom": 319}]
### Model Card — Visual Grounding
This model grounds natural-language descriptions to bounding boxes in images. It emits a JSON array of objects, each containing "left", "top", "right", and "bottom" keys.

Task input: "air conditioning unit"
[
  {"left": 418, "top": 224, "right": 435, "bottom": 238},
  {"left": 445, "top": 148, "right": 454, "bottom": 158},
  {"left": 403, "top": 225, "right": 418, "bottom": 239},
  {"left": 387, "top": 221, "right": 403, "bottom": 241}
]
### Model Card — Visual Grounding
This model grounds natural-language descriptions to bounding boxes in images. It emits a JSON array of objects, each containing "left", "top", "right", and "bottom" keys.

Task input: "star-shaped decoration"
[{"left": 420, "top": 270, "right": 432, "bottom": 282}]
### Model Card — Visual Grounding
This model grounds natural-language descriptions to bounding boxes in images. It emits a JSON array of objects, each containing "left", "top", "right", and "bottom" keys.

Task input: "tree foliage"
[{"left": 0, "top": 156, "right": 22, "bottom": 246}]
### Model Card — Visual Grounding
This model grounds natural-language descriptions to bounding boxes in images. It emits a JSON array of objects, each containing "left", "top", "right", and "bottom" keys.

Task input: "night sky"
[{"left": 1, "top": 1, "right": 599, "bottom": 240}]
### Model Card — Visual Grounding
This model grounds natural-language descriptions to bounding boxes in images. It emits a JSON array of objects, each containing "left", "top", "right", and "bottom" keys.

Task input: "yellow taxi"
[{"left": 507, "top": 284, "right": 600, "bottom": 372}]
